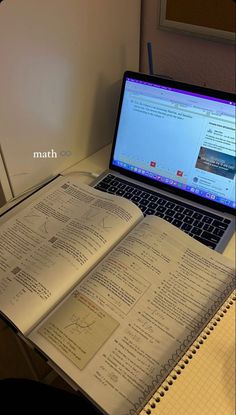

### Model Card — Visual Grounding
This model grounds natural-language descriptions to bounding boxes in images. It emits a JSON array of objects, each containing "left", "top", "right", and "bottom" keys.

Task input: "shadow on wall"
[
  {"left": 84, "top": 41, "right": 129, "bottom": 155},
  {"left": 85, "top": 75, "right": 122, "bottom": 156},
  {"left": 0, "top": 184, "right": 6, "bottom": 207}
]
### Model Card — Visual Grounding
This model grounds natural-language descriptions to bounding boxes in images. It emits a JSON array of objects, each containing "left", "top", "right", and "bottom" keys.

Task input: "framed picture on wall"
[{"left": 159, "top": 0, "right": 236, "bottom": 42}]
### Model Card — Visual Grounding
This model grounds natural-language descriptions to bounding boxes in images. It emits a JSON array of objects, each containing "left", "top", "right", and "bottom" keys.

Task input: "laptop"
[{"left": 92, "top": 71, "right": 235, "bottom": 252}]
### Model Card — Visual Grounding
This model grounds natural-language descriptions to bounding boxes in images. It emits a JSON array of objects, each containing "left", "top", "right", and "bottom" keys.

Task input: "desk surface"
[{"left": 1, "top": 142, "right": 235, "bottom": 262}]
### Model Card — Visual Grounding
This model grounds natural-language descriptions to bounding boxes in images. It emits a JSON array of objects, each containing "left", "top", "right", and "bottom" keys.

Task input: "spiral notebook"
[{"left": 140, "top": 293, "right": 235, "bottom": 415}]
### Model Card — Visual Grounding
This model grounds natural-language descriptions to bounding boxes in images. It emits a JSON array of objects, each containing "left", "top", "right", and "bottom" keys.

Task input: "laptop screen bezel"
[{"left": 109, "top": 71, "right": 235, "bottom": 215}]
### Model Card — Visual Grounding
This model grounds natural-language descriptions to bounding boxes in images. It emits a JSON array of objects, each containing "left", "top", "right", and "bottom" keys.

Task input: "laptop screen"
[{"left": 111, "top": 72, "right": 236, "bottom": 211}]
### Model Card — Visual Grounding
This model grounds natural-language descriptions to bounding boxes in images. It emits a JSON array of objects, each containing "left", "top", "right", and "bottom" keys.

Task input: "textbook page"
[
  {"left": 29, "top": 216, "right": 235, "bottom": 415},
  {"left": 0, "top": 179, "right": 142, "bottom": 334}
]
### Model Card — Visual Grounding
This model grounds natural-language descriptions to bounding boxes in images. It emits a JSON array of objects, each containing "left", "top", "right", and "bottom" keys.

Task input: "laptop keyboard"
[{"left": 94, "top": 174, "right": 231, "bottom": 250}]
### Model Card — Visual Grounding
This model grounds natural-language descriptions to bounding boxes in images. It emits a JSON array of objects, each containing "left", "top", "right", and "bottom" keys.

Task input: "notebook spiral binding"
[{"left": 141, "top": 292, "right": 236, "bottom": 415}]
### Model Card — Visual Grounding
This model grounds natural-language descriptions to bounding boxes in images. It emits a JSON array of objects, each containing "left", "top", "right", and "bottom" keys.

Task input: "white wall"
[
  {"left": 0, "top": 0, "right": 140, "bottom": 198},
  {"left": 140, "top": 0, "right": 235, "bottom": 92}
]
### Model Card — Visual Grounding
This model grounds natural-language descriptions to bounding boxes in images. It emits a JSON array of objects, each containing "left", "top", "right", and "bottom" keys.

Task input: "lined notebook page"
[{"left": 140, "top": 297, "right": 235, "bottom": 415}]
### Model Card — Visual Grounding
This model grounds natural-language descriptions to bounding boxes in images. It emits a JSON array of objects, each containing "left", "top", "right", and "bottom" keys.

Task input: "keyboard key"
[
  {"left": 146, "top": 208, "right": 155, "bottom": 215},
  {"left": 181, "top": 223, "right": 192, "bottom": 232},
  {"left": 158, "top": 198, "right": 167, "bottom": 206},
  {"left": 212, "top": 220, "right": 228, "bottom": 230},
  {"left": 213, "top": 228, "right": 224, "bottom": 237},
  {"left": 95, "top": 182, "right": 109, "bottom": 190},
  {"left": 102, "top": 175, "right": 113, "bottom": 183},
  {"left": 164, "top": 215, "right": 173, "bottom": 223},
  {"left": 132, "top": 195, "right": 141, "bottom": 203},
  {"left": 149, "top": 195, "right": 159, "bottom": 202},
  {"left": 123, "top": 192, "right": 133, "bottom": 199},
  {"left": 166, "top": 209, "right": 175, "bottom": 217},
  {"left": 184, "top": 208, "right": 193, "bottom": 216},
  {"left": 175, "top": 213, "right": 185, "bottom": 220},
  {"left": 140, "top": 192, "right": 150, "bottom": 199},
  {"left": 193, "top": 212, "right": 203, "bottom": 220},
  {"left": 193, "top": 220, "right": 204, "bottom": 228},
  {"left": 193, "top": 235, "right": 217, "bottom": 249},
  {"left": 223, "top": 218, "right": 231, "bottom": 224},
  {"left": 110, "top": 180, "right": 119, "bottom": 187},
  {"left": 140, "top": 199, "right": 149, "bottom": 206},
  {"left": 172, "top": 219, "right": 182, "bottom": 227},
  {"left": 149, "top": 202, "right": 159, "bottom": 209},
  {"left": 183, "top": 216, "right": 194, "bottom": 224},
  {"left": 156, "top": 205, "right": 166, "bottom": 213},
  {"left": 116, "top": 189, "right": 126, "bottom": 196},
  {"left": 108, "top": 186, "right": 118, "bottom": 193},
  {"left": 155, "top": 212, "right": 164, "bottom": 218},
  {"left": 192, "top": 227, "right": 202, "bottom": 236},
  {"left": 174, "top": 206, "right": 185, "bottom": 213},
  {"left": 117, "top": 183, "right": 126, "bottom": 189},
  {"left": 125, "top": 185, "right": 134, "bottom": 193},
  {"left": 139, "top": 205, "right": 147, "bottom": 214},
  {"left": 202, "top": 216, "right": 213, "bottom": 224},
  {"left": 203, "top": 224, "right": 214, "bottom": 232},
  {"left": 201, "top": 231, "right": 220, "bottom": 244},
  {"left": 166, "top": 202, "right": 175, "bottom": 209},
  {"left": 133, "top": 189, "right": 142, "bottom": 195}
]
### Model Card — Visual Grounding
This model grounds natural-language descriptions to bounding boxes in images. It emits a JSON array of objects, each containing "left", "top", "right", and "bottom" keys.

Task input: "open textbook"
[{"left": 0, "top": 175, "right": 235, "bottom": 415}]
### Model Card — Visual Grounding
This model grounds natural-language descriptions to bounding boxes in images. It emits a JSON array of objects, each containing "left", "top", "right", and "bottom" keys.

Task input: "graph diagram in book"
[
  {"left": 22, "top": 210, "right": 57, "bottom": 235},
  {"left": 81, "top": 209, "right": 114, "bottom": 231},
  {"left": 38, "top": 292, "right": 119, "bottom": 370},
  {"left": 140, "top": 297, "right": 235, "bottom": 415}
]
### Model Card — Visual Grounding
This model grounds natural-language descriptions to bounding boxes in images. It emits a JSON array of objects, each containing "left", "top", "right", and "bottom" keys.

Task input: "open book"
[{"left": 0, "top": 175, "right": 235, "bottom": 415}]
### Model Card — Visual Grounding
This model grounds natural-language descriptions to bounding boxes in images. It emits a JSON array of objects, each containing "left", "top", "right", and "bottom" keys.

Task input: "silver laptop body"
[{"left": 92, "top": 71, "right": 235, "bottom": 252}]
